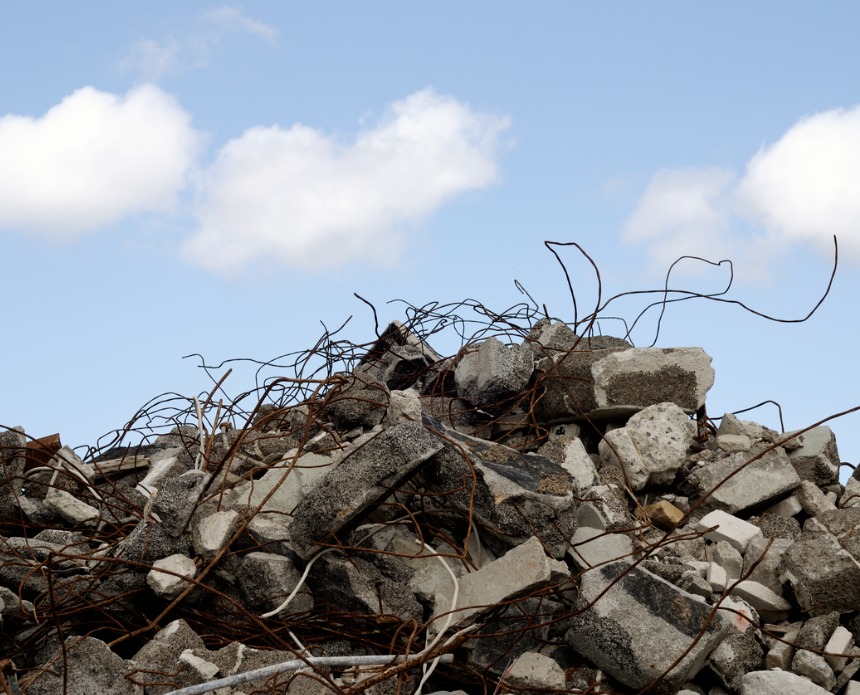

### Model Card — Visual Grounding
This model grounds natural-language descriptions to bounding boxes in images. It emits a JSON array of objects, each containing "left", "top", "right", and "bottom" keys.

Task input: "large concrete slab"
[
  {"left": 565, "top": 561, "right": 733, "bottom": 694},
  {"left": 289, "top": 422, "right": 443, "bottom": 558},
  {"left": 686, "top": 444, "right": 800, "bottom": 514}
]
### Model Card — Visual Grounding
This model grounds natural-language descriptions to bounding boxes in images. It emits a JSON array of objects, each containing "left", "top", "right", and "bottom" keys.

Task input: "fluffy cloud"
[
  {"left": 183, "top": 88, "right": 510, "bottom": 273},
  {"left": 623, "top": 105, "right": 860, "bottom": 276},
  {"left": 0, "top": 85, "right": 201, "bottom": 237}
]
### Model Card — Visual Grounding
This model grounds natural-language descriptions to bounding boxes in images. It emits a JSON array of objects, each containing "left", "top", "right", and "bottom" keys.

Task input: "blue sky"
[{"left": 3, "top": 3, "right": 860, "bottom": 474}]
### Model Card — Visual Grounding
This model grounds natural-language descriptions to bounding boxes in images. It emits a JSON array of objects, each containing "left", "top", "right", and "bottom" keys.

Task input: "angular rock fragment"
[
  {"left": 686, "top": 444, "right": 801, "bottom": 514},
  {"left": 599, "top": 401, "right": 694, "bottom": 490},
  {"left": 591, "top": 347, "right": 715, "bottom": 414},
  {"left": 289, "top": 422, "right": 443, "bottom": 558},
  {"left": 432, "top": 536, "right": 569, "bottom": 632},
  {"left": 22, "top": 635, "right": 139, "bottom": 695},
  {"left": 238, "top": 551, "right": 313, "bottom": 614},
  {"left": 454, "top": 336, "right": 533, "bottom": 408},
  {"left": 786, "top": 426, "right": 840, "bottom": 485},
  {"left": 565, "top": 561, "right": 733, "bottom": 694},
  {"left": 741, "top": 669, "right": 832, "bottom": 695},
  {"left": 147, "top": 553, "right": 197, "bottom": 600}
]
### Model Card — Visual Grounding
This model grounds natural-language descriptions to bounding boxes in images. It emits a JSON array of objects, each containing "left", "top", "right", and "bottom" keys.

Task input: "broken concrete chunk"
[
  {"left": 591, "top": 347, "right": 715, "bottom": 414},
  {"left": 599, "top": 402, "right": 694, "bottom": 490},
  {"left": 238, "top": 551, "right": 313, "bottom": 614},
  {"left": 152, "top": 469, "right": 210, "bottom": 537},
  {"left": 147, "top": 553, "right": 197, "bottom": 600},
  {"left": 567, "top": 526, "right": 634, "bottom": 570},
  {"left": 432, "top": 536, "right": 569, "bottom": 632},
  {"left": 454, "top": 336, "right": 533, "bottom": 408},
  {"left": 765, "top": 629, "right": 797, "bottom": 670},
  {"left": 230, "top": 465, "right": 304, "bottom": 516},
  {"left": 192, "top": 509, "right": 240, "bottom": 559},
  {"left": 565, "top": 561, "right": 733, "bottom": 694},
  {"left": 824, "top": 625, "right": 854, "bottom": 672},
  {"left": 504, "top": 651, "right": 566, "bottom": 690},
  {"left": 729, "top": 581, "right": 791, "bottom": 619},
  {"left": 717, "top": 433, "right": 752, "bottom": 452},
  {"left": 740, "top": 669, "right": 831, "bottom": 695},
  {"left": 743, "top": 535, "right": 792, "bottom": 596},
  {"left": 791, "top": 649, "right": 835, "bottom": 691},
  {"left": 43, "top": 485, "right": 100, "bottom": 525},
  {"left": 22, "top": 635, "right": 139, "bottom": 695},
  {"left": 796, "top": 479, "right": 837, "bottom": 516},
  {"left": 383, "top": 388, "right": 422, "bottom": 425},
  {"left": 708, "top": 631, "right": 764, "bottom": 692},
  {"left": 786, "top": 426, "right": 840, "bottom": 485},
  {"left": 289, "top": 422, "right": 443, "bottom": 558},
  {"left": 696, "top": 510, "right": 762, "bottom": 553},
  {"left": 686, "top": 443, "right": 800, "bottom": 514},
  {"left": 324, "top": 374, "right": 389, "bottom": 430},
  {"left": 781, "top": 533, "right": 860, "bottom": 614}
]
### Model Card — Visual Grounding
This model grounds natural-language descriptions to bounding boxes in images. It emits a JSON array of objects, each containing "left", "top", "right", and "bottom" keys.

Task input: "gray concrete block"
[
  {"left": 708, "top": 631, "right": 764, "bottom": 692},
  {"left": 22, "top": 635, "right": 140, "bottom": 695},
  {"left": 454, "top": 336, "right": 533, "bottom": 407},
  {"left": 781, "top": 533, "right": 860, "bottom": 614},
  {"left": 599, "top": 401, "right": 694, "bottom": 490},
  {"left": 432, "top": 536, "right": 569, "bottom": 632},
  {"left": 686, "top": 444, "right": 800, "bottom": 514},
  {"left": 786, "top": 426, "right": 840, "bottom": 485},
  {"left": 152, "top": 469, "right": 210, "bottom": 537},
  {"left": 147, "top": 553, "right": 197, "bottom": 600},
  {"left": 740, "top": 669, "right": 831, "bottom": 695},
  {"left": 796, "top": 479, "right": 837, "bottom": 517},
  {"left": 504, "top": 651, "right": 565, "bottom": 690},
  {"left": 591, "top": 347, "right": 715, "bottom": 413},
  {"left": 565, "top": 561, "right": 733, "bottom": 693},
  {"left": 792, "top": 649, "right": 836, "bottom": 691},
  {"left": 289, "top": 422, "right": 443, "bottom": 558},
  {"left": 238, "top": 551, "right": 313, "bottom": 615}
]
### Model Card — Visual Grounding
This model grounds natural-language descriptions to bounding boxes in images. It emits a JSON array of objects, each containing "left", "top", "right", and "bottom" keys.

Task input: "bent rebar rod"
[{"left": 163, "top": 654, "right": 454, "bottom": 695}]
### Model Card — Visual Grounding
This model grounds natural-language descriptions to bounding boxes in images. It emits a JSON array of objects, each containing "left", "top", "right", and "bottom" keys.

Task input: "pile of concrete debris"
[{"left": 2, "top": 318, "right": 860, "bottom": 695}]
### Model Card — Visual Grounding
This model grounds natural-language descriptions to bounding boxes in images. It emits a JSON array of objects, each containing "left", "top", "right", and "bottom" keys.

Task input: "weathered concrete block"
[
  {"left": 432, "top": 536, "right": 569, "bottom": 632},
  {"left": 290, "top": 422, "right": 443, "bottom": 558},
  {"left": 454, "top": 337, "right": 533, "bottom": 407},
  {"left": 599, "top": 402, "right": 693, "bottom": 490},
  {"left": 740, "top": 669, "right": 831, "bottom": 695},
  {"left": 383, "top": 388, "right": 422, "bottom": 425},
  {"left": 192, "top": 509, "right": 240, "bottom": 559},
  {"left": 231, "top": 465, "right": 304, "bottom": 516},
  {"left": 43, "top": 485, "right": 100, "bottom": 525},
  {"left": 786, "top": 426, "right": 840, "bottom": 485},
  {"left": 565, "top": 561, "right": 733, "bottom": 694},
  {"left": 686, "top": 444, "right": 801, "bottom": 514},
  {"left": 708, "top": 631, "right": 764, "bottom": 692},
  {"left": 147, "top": 553, "right": 197, "bottom": 600},
  {"left": 796, "top": 480, "right": 837, "bottom": 516},
  {"left": 310, "top": 553, "right": 421, "bottom": 621},
  {"left": 743, "top": 535, "right": 793, "bottom": 596},
  {"left": 697, "top": 510, "right": 762, "bottom": 553},
  {"left": 238, "top": 551, "right": 313, "bottom": 615},
  {"left": 324, "top": 374, "right": 389, "bottom": 430},
  {"left": 130, "top": 619, "right": 208, "bottom": 694},
  {"left": 152, "top": 469, "right": 210, "bottom": 537},
  {"left": 729, "top": 580, "right": 791, "bottom": 619},
  {"left": 824, "top": 625, "right": 854, "bottom": 672},
  {"left": 22, "top": 635, "right": 140, "bottom": 695},
  {"left": 567, "top": 526, "right": 634, "bottom": 570},
  {"left": 504, "top": 651, "right": 565, "bottom": 690},
  {"left": 591, "top": 347, "right": 715, "bottom": 413},
  {"left": 792, "top": 649, "right": 835, "bottom": 691},
  {"left": 781, "top": 533, "right": 860, "bottom": 614},
  {"left": 424, "top": 417, "right": 577, "bottom": 556}
]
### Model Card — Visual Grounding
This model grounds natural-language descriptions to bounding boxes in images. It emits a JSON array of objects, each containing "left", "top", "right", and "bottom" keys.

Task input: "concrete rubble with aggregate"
[{"left": 2, "top": 317, "right": 860, "bottom": 694}]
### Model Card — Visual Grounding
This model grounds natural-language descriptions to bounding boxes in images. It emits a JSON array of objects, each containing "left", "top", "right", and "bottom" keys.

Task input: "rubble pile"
[{"left": 2, "top": 316, "right": 860, "bottom": 695}]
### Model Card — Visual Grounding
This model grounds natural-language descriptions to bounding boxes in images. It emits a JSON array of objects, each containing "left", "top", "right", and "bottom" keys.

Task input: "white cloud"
[
  {"left": 121, "top": 7, "right": 277, "bottom": 81},
  {"left": 183, "top": 88, "right": 510, "bottom": 273},
  {"left": 623, "top": 105, "right": 860, "bottom": 277},
  {"left": 0, "top": 85, "right": 201, "bottom": 237},
  {"left": 203, "top": 6, "right": 278, "bottom": 42}
]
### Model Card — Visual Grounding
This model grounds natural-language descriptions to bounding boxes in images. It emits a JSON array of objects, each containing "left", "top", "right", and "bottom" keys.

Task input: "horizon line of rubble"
[{"left": 2, "top": 312, "right": 860, "bottom": 694}]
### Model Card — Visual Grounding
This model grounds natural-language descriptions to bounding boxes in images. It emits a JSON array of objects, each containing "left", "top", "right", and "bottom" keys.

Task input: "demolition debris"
[{"left": 3, "top": 273, "right": 860, "bottom": 694}]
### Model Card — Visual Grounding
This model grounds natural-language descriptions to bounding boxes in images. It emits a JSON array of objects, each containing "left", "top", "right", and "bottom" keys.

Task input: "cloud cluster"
[
  {"left": 624, "top": 105, "right": 860, "bottom": 277},
  {"left": 0, "top": 85, "right": 508, "bottom": 272},
  {"left": 184, "top": 89, "right": 510, "bottom": 273},
  {"left": 0, "top": 85, "right": 201, "bottom": 237}
]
